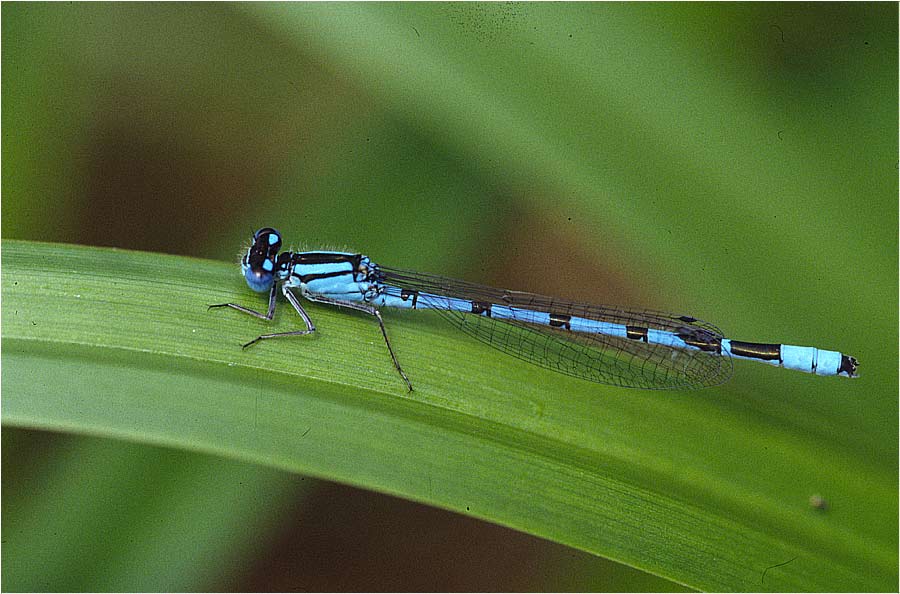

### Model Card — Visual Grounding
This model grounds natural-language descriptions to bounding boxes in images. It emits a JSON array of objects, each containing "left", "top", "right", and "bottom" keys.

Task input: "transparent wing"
[{"left": 378, "top": 266, "right": 733, "bottom": 389}]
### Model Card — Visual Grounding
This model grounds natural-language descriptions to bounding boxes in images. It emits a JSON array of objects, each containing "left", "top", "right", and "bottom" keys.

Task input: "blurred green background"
[{"left": 2, "top": 3, "right": 896, "bottom": 591}]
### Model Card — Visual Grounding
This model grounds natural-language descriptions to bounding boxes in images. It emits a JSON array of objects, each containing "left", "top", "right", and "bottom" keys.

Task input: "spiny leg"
[
  {"left": 304, "top": 293, "right": 413, "bottom": 392},
  {"left": 209, "top": 283, "right": 316, "bottom": 348},
  {"left": 208, "top": 282, "right": 279, "bottom": 320},
  {"left": 241, "top": 285, "right": 316, "bottom": 348}
]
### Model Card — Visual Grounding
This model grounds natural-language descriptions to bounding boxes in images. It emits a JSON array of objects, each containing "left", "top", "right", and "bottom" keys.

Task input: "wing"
[{"left": 378, "top": 266, "right": 732, "bottom": 389}]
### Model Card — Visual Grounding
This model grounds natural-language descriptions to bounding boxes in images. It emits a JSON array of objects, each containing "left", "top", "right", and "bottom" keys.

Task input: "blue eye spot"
[{"left": 268, "top": 233, "right": 279, "bottom": 245}]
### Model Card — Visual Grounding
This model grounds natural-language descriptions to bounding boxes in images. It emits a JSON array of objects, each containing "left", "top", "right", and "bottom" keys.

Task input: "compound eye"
[
  {"left": 242, "top": 227, "right": 282, "bottom": 292},
  {"left": 253, "top": 227, "right": 282, "bottom": 252},
  {"left": 244, "top": 264, "right": 274, "bottom": 292}
]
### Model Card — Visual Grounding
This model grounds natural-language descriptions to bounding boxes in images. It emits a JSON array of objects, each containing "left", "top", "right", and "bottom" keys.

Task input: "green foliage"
[
  {"left": 3, "top": 240, "right": 895, "bottom": 591},
  {"left": 3, "top": 2, "right": 896, "bottom": 591}
]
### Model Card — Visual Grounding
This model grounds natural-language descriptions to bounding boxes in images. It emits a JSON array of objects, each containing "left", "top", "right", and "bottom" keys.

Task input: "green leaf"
[
  {"left": 2, "top": 239, "right": 895, "bottom": 591},
  {"left": 1, "top": 429, "right": 304, "bottom": 592}
]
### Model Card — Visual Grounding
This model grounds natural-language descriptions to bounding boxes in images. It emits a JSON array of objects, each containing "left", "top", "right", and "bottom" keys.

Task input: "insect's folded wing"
[{"left": 378, "top": 267, "right": 732, "bottom": 390}]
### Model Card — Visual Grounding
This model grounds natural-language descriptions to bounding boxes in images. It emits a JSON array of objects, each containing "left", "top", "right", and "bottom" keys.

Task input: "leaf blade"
[{"left": 2, "top": 239, "right": 894, "bottom": 591}]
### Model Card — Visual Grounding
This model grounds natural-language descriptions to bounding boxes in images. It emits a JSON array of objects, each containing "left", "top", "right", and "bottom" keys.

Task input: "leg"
[
  {"left": 241, "top": 285, "right": 316, "bottom": 348},
  {"left": 209, "top": 283, "right": 316, "bottom": 348},
  {"left": 304, "top": 293, "right": 413, "bottom": 392},
  {"left": 208, "top": 282, "right": 279, "bottom": 320}
]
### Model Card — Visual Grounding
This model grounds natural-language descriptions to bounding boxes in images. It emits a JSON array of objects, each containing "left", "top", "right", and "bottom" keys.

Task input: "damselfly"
[{"left": 210, "top": 228, "right": 859, "bottom": 391}]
